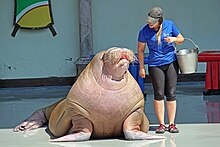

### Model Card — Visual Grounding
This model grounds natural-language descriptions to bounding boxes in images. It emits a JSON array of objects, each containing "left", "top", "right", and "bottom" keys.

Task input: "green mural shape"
[{"left": 11, "top": 0, "right": 57, "bottom": 37}]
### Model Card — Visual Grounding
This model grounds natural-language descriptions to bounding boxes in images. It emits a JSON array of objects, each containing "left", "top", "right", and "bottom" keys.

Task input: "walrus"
[{"left": 13, "top": 47, "right": 165, "bottom": 141}]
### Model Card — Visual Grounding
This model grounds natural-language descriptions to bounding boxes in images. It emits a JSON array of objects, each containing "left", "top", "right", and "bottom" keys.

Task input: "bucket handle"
[{"left": 184, "top": 38, "right": 199, "bottom": 49}]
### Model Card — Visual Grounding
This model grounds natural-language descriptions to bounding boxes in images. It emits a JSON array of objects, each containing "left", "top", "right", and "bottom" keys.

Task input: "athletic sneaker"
[
  {"left": 168, "top": 123, "right": 179, "bottom": 133},
  {"left": 155, "top": 124, "right": 166, "bottom": 134}
]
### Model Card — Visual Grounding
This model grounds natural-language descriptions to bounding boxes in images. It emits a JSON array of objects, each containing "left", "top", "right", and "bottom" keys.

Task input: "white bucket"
[{"left": 176, "top": 38, "right": 199, "bottom": 74}]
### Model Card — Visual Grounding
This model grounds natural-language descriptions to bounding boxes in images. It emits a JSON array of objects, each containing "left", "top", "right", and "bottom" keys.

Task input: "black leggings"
[{"left": 148, "top": 61, "right": 179, "bottom": 101}]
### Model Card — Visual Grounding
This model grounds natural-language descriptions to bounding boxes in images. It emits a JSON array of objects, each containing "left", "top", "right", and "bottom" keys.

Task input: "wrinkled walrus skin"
[{"left": 13, "top": 47, "right": 165, "bottom": 142}]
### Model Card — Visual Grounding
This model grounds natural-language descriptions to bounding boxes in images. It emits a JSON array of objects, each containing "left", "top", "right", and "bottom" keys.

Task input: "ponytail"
[{"left": 156, "top": 17, "right": 163, "bottom": 45}]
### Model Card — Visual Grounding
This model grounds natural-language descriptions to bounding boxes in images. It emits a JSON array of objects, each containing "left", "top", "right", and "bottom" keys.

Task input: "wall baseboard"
[
  {"left": 0, "top": 77, "right": 77, "bottom": 88},
  {"left": 0, "top": 73, "right": 205, "bottom": 88}
]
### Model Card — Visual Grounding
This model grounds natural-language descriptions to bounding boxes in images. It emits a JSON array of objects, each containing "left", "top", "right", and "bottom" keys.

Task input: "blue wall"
[
  {"left": 0, "top": 0, "right": 80, "bottom": 79},
  {"left": 1, "top": 0, "right": 220, "bottom": 79},
  {"left": 92, "top": 0, "right": 220, "bottom": 74}
]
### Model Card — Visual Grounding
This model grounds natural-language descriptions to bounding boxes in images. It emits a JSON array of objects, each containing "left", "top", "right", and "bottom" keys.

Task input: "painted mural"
[{"left": 11, "top": 0, "right": 57, "bottom": 37}]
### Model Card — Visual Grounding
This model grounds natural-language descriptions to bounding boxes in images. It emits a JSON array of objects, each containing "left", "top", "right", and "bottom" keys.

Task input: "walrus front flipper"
[
  {"left": 50, "top": 114, "right": 93, "bottom": 142},
  {"left": 123, "top": 108, "right": 165, "bottom": 140},
  {"left": 124, "top": 131, "right": 165, "bottom": 140},
  {"left": 50, "top": 132, "right": 91, "bottom": 142}
]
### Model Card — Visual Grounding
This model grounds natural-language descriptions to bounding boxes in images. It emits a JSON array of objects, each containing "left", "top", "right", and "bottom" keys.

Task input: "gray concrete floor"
[{"left": 0, "top": 82, "right": 220, "bottom": 147}]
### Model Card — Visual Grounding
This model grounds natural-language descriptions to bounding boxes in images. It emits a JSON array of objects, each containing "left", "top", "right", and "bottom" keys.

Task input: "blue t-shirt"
[{"left": 138, "top": 20, "right": 180, "bottom": 67}]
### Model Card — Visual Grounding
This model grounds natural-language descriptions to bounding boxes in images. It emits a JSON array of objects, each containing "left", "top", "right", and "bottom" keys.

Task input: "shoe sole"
[
  {"left": 155, "top": 131, "right": 165, "bottom": 134},
  {"left": 169, "top": 130, "right": 179, "bottom": 133}
]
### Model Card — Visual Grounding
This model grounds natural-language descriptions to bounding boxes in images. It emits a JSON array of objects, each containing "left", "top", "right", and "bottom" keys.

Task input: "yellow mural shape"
[
  {"left": 18, "top": 6, "right": 51, "bottom": 28},
  {"left": 11, "top": 0, "right": 57, "bottom": 37}
]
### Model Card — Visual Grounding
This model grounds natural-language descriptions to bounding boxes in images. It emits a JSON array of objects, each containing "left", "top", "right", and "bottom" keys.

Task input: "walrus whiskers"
[{"left": 103, "top": 47, "right": 136, "bottom": 65}]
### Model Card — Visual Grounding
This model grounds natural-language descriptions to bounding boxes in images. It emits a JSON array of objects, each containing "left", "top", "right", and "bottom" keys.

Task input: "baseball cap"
[{"left": 147, "top": 6, "right": 163, "bottom": 24}]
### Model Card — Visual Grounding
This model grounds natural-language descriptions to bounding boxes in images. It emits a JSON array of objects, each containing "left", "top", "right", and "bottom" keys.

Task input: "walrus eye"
[{"left": 102, "top": 53, "right": 107, "bottom": 63}]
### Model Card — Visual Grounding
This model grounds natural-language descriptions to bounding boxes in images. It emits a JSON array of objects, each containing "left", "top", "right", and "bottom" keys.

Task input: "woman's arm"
[
  {"left": 164, "top": 33, "right": 184, "bottom": 45},
  {"left": 138, "top": 42, "right": 146, "bottom": 78}
]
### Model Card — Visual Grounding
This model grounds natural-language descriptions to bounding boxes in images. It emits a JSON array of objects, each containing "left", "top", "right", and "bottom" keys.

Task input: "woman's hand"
[
  {"left": 164, "top": 37, "right": 177, "bottom": 43},
  {"left": 139, "top": 68, "right": 146, "bottom": 78},
  {"left": 164, "top": 34, "right": 184, "bottom": 45}
]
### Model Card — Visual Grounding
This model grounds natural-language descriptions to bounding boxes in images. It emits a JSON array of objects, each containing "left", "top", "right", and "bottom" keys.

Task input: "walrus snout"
[
  {"left": 121, "top": 49, "right": 136, "bottom": 64},
  {"left": 117, "top": 59, "right": 130, "bottom": 69},
  {"left": 103, "top": 47, "right": 136, "bottom": 65},
  {"left": 117, "top": 54, "right": 129, "bottom": 64}
]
